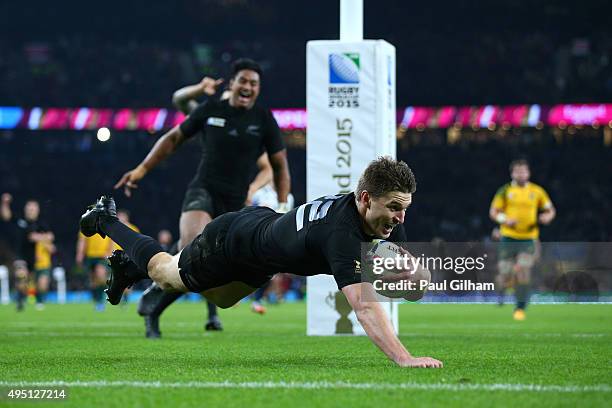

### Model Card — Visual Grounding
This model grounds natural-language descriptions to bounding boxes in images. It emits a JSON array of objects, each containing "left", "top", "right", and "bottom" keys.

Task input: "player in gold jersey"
[
  {"left": 489, "top": 159, "right": 555, "bottom": 320},
  {"left": 33, "top": 237, "right": 55, "bottom": 310},
  {"left": 76, "top": 230, "right": 113, "bottom": 311}
]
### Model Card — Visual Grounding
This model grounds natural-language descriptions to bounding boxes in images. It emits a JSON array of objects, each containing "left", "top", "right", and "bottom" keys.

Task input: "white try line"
[
  {"left": 0, "top": 381, "right": 610, "bottom": 393},
  {"left": 2, "top": 330, "right": 606, "bottom": 339}
]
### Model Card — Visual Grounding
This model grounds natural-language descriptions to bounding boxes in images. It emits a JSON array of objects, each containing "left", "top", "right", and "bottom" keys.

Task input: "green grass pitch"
[{"left": 1, "top": 302, "right": 611, "bottom": 407}]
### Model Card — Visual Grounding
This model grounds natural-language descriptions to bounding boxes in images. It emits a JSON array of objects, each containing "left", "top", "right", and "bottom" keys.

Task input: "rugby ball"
[{"left": 364, "top": 240, "right": 429, "bottom": 301}]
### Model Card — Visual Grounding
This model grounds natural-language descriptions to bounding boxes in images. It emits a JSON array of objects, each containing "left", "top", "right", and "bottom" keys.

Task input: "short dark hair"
[
  {"left": 509, "top": 159, "right": 529, "bottom": 172},
  {"left": 231, "top": 58, "right": 262, "bottom": 80},
  {"left": 356, "top": 157, "right": 416, "bottom": 198}
]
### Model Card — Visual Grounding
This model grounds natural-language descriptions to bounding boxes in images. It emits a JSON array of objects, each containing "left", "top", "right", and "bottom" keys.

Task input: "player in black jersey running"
[
  {"left": 114, "top": 59, "right": 291, "bottom": 337},
  {"left": 83, "top": 158, "right": 442, "bottom": 368}
]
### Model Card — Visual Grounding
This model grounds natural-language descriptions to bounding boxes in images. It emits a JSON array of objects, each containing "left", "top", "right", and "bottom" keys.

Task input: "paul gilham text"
[{"left": 373, "top": 280, "right": 495, "bottom": 292}]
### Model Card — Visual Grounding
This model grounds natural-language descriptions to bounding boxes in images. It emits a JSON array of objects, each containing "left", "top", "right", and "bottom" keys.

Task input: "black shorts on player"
[
  {"left": 180, "top": 186, "right": 245, "bottom": 216},
  {"left": 138, "top": 185, "right": 246, "bottom": 336},
  {"left": 178, "top": 211, "right": 272, "bottom": 292}
]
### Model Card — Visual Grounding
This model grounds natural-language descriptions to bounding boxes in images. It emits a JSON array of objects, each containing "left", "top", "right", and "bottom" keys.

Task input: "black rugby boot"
[
  {"left": 80, "top": 195, "right": 117, "bottom": 238},
  {"left": 105, "top": 250, "right": 140, "bottom": 305},
  {"left": 205, "top": 316, "right": 224, "bottom": 331},
  {"left": 137, "top": 283, "right": 166, "bottom": 316}
]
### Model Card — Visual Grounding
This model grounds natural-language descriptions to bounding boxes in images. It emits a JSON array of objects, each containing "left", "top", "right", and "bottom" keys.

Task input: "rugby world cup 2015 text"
[{"left": 333, "top": 118, "right": 352, "bottom": 193}]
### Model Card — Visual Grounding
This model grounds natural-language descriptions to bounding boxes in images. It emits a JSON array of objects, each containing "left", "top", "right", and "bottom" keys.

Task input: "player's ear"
[{"left": 361, "top": 191, "right": 371, "bottom": 209}]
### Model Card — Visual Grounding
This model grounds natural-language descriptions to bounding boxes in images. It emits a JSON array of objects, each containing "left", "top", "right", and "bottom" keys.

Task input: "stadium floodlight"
[{"left": 97, "top": 127, "right": 111, "bottom": 142}]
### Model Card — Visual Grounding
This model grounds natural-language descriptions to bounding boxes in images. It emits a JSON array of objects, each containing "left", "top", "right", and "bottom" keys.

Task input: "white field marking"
[
  {"left": 403, "top": 333, "right": 608, "bottom": 338},
  {"left": 1, "top": 331, "right": 212, "bottom": 338},
  {"left": 6, "top": 321, "right": 303, "bottom": 329},
  {"left": 405, "top": 323, "right": 572, "bottom": 330},
  {"left": 419, "top": 302, "right": 612, "bottom": 305},
  {"left": 2, "top": 329, "right": 607, "bottom": 339},
  {"left": 8, "top": 322, "right": 145, "bottom": 328},
  {"left": 0, "top": 380, "right": 610, "bottom": 393},
  {"left": 10, "top": 321, "right": 592, "bottom": 332}
]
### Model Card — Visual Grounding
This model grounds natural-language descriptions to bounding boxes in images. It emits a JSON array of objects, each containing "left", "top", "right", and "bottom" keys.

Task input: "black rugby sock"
[
  {"left": 207, "top": 301, "right": 218, "bottom": 320},
  {"left": 151, "top": 291, "right": 183, "bottom": 316},
  {"left": 515, "top": 284, "right": 530, "bottom": 310},
  {"left": 100, "top": 219, "right": 163, "bottom": 273}
]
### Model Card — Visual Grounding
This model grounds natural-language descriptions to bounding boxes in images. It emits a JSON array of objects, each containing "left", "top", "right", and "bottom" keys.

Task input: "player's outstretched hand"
[
  {"left": 200, "top": 77, "right": 224, "bottom": 96},
  {"left": 114, "top": 165, "right": 147, "bottom": 197},
  {"left": 398, "top": 356, "right": 443, "bottom": 368}
]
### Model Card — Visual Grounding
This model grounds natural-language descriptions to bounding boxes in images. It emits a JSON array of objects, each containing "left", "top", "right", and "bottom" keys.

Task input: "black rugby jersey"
[
  {"left": 15, "top": 218, "right": 51, "bottom": 269},
  {"left": 179, "top": 98, "right": 285, "bottom": 198},
  {"left": 224, "top": 193, "right": 407, "bottom": 289}
]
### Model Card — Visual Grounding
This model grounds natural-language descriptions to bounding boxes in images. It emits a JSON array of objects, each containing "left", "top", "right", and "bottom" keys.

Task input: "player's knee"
[
  {"left": 498, "top": 260, "right": 513, "bottom": 276},
  {"left": 148, "top": 253, "right": 183, "bottom": 291},
  {"left": 148, "top": 267, "right": 172, "bottom": 290},
  {"left": 38, "top": 277, "right": 50, "bottom": 290},
  {"left": 149, "top": 270, "right": 178, "bottom": 291},
  {"left": 515, "top": 268, "right": 531, "bottom": 284},
  {"left": 517, "top": 253, "right": 535, "bottom": 269}
]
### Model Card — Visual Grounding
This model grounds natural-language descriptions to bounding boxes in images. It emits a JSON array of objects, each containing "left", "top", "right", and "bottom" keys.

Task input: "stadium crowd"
[{"left": 1, "top": 2, "right": 610, "bottom": 107}]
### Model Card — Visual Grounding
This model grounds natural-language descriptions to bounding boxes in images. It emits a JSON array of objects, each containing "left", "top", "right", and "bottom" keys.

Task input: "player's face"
[
  {"left": 364, "top": 191, "right": 412, "bottom": 238},
  {"left": 229, "top": 70, "right": 260, "bottom": 109},
  {"left": 158, "top": 230, "right": 172, "bottom": 245},
  {"left": 511, "top": 164, "right": 530, "bottom": 185},
  {"left": 24, "top": 201, "right": 39, "bottom": 221}
]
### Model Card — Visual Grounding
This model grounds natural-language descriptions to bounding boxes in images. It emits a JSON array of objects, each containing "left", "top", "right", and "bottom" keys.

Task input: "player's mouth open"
[
  {"left": 383, "top": 223, "right": 394, "bottom": 233},
  {"left": 238, "top": 90, "right": 251, "bottom": 103}
]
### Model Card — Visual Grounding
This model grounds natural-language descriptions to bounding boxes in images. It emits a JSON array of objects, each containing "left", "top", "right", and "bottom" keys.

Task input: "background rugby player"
[
  {"left": 490, "top": 159, "right": 555, "bottom": 320},
  {"left": 1, "top": 193, "right": 55, "bottom": 311},
  {"left": 114, "top": 58, "right": 291, "bottom": 337}
]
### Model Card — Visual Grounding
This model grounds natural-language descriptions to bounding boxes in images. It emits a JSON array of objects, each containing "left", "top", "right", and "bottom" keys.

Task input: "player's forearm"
[
  {"left": 356, "top": 303, "right": 412, "bottom": 365},
  {"left": 75, "top": 240, "right": 85, "bottom": 262},
  {"left": 490, "top": 208, "right": 504, "bottom": 224},
  {"left": 249, "top": 167, "right": 273, "bottom": 197},
  {"left": 172, "top": 84, "right": 206, "bottom": 113},
  {"left": 545, "top": 207, "right": 556, "bottom": 221},
  {"left": 140, "top": 126, "right": 185, "bottom": 172},
  {"left": 273, "top": 169, "right": 290, "bottom": 203},
  {"left": 270, "top": 155, "right": 290, "bottom": 203}
]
